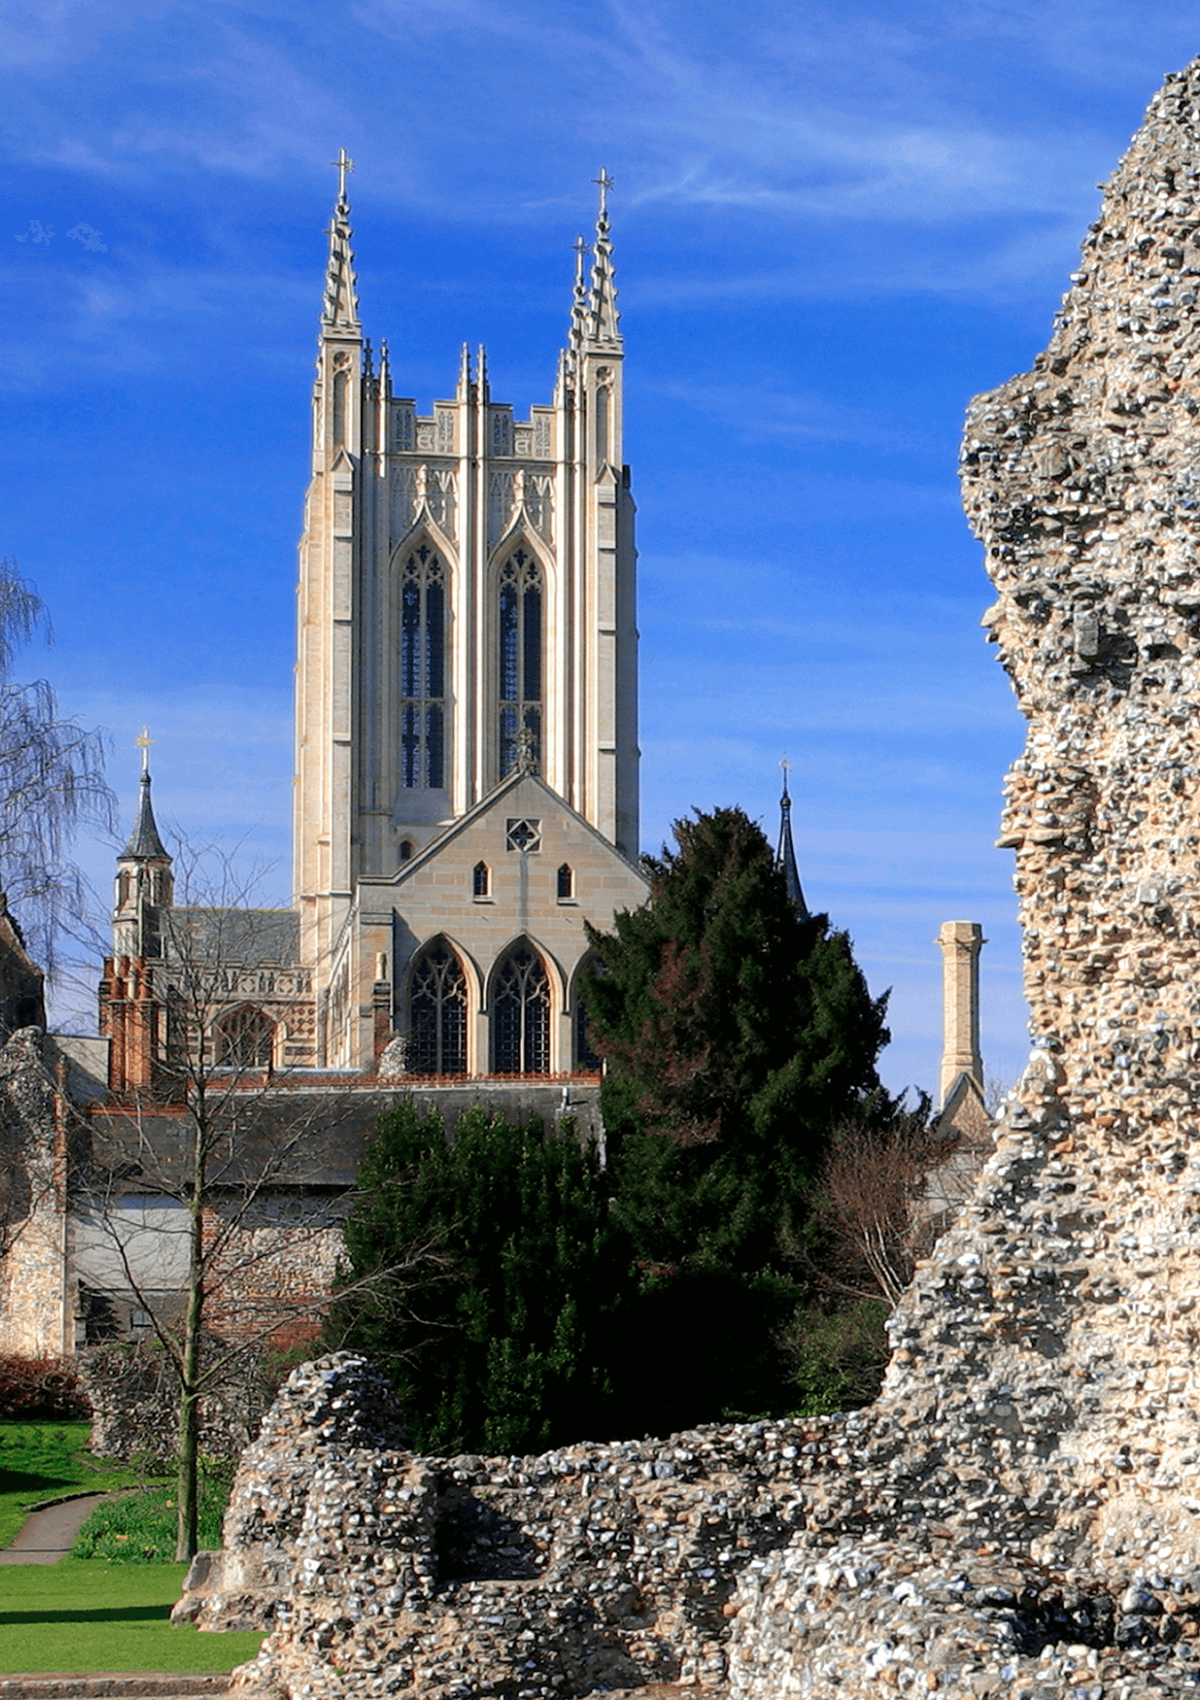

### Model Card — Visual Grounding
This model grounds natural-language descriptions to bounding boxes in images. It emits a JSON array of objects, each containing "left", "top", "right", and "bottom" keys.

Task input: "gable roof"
[{"left": 360, "top": 770, "right": 649, "bottom": 895}]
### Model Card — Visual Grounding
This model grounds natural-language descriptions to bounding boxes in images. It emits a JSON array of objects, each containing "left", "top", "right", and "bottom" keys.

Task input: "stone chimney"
[{"left": 936, "top": 920, "right": 984, "bottom": 1108}]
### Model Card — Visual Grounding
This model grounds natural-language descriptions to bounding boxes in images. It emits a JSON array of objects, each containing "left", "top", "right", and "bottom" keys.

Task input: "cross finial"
[
  {"left": 780, "top": 755, "right": 792, "bottom": 802},
  {"left": 593, "top": 167, "right": 614, "bottom": 221},
  {"left": 136, "top": 726, "right": 155, "bottom": 775},
  {"left": 332, "top": 148, "right": 354, "bottom": 203}
]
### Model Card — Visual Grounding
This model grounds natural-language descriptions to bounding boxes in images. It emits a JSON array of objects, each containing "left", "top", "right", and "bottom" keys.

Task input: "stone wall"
[{"left": 0, "top": 1030, "right": 68, "bottom": 1359}]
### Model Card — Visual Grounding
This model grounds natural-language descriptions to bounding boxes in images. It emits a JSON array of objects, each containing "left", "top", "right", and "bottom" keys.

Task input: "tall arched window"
[
  {"left": 216, "top": 1006, "right": 275, "bottom": 1070},
  {"left": 408, "top": 943, "right": 466, "bottom": 1075},
  {"left": 400, "top": 544, "right": 447, "bottom": 790},
  {"left": 492, "top": 943, "right": 550, "bottom": 1075},
  {"left": 498, "top": 548, "right": 542, "bottom": 777}
]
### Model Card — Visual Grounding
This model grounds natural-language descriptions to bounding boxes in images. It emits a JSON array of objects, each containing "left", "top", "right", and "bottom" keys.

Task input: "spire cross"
[
  {"left": 332, "top": 148, "right": 355, "bottom": 202},
  {"left": 136, "top": 726, "right": 155, "bottom": 776},
  {"left": 593, "top": 167, "right": 614, "bottom": 221},
  {"left": 780, "top": 755, "right": 792, "bottom": 802}
]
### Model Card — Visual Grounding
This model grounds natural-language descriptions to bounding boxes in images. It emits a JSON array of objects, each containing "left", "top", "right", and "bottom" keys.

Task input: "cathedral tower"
[{"left": 293, "top": 163, "right": 640, "bottom": 982}]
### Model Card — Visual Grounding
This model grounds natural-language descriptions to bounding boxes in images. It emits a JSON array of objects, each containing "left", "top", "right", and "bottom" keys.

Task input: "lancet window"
[
  {"left": 492, "top": 942, "right": 550, "bottom": 1075},
  {"left": 408, "top": 943, "right": 467, "bottom": 1076},
  {"left": 498, "top": 548, "right": 542, "bottom": 778},
  {"left": 400, "top": 544, "right": 446, "bottom": 790}
]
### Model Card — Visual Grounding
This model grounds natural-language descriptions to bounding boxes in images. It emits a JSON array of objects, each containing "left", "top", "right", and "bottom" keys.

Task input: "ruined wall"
[{"left": 0, "top": 1030, "right": 68, "bottom": 1358}]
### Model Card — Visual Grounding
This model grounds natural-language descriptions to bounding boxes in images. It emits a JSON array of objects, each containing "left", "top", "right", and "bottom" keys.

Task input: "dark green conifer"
[{"left": 329, "top": 1103, "right": 628, "bottom": 1455}]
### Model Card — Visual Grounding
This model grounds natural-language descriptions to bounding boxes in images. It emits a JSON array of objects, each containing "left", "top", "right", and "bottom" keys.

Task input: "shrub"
[{"left": 0, "top": 1357, "right": 89, "bottom": 1419}]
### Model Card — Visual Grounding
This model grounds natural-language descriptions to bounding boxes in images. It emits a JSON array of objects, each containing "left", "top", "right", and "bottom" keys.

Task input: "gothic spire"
[
  {"left": 776, "top": 760, "right": 808, "bottom": 919},
  {"left": 586, "top": 168, "right": 621, "bottom": 346},
  {"left": 569, "top": 233, "right": 589, "bottom": 352},
  {"left": 321, "top": 148, "right": 360, "bottom": 334},
  {"left": 124, "top": 732, "right": 169, "bottom": 862}
]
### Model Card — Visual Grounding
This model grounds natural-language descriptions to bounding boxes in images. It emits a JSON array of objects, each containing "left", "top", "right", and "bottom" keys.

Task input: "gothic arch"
[
  {"left": 568, "top": 950, "right": 604, "bottom": 1072},
  {"left": 489, "top": 937, "right": 553, "bottom": 1076},
  {"left": 392, "top": 536, "right": 453, "bottom": 794},
  {"left": 488, "top": 537, "right": 554, "bottom": 784},
  {"left": 213, "top": 1005, "right": 276, "bottom": 1070},
  {"left": 406, "top": 937, "right": 469, "bottom": 1076}
]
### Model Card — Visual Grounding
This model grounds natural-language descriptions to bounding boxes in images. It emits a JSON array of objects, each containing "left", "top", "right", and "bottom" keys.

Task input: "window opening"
[
  {"left": 506, "top": 818, "right": 541, "bottom": 854},
  {"left": 576, "top": 998, "right": 601, "bottom": 1071},
  {"left": 409, "top": 944, "right": 467, "bottom": 1076},
  {"left": 498, "top": 549, "right": 542, "bottom": 778},
  {"left": 400, "top": 544, "right": 447, "bottom": 789},
  {"left": 473, "top": 861, "right": 490, "bottom": 897},
  {"left": 399, "top": 839, "right": 413, "bottom": 863},
  {"left": 557, "top": 863, "right": 573, "bottom": 899},
  {"left": 492, "top": 944, "right": 550, "bottom": 1075},
  {"left": 217, "top": 1007, "right": 275, "bottom": 1070}
]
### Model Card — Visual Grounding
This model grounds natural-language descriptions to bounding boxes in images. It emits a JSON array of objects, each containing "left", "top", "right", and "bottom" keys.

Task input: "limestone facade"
[{"left": 295, "top": 168, "right": 641, "bottom": 1067}]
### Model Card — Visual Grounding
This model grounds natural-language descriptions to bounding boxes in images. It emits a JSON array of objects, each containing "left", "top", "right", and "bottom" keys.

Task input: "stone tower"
[
  {"left": 293, "top": 163, "right": 640, "bottom": 981},
  {"left": 935, "top": 918, "right": 984, "bottom": 1107}
]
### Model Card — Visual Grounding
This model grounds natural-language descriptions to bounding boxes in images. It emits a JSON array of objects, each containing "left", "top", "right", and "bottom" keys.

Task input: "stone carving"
[
  {"left": 523, "top": 470, "right": 555, "bottom": 541},
  {"left": 376, "top": 1033, "right": 409, "bottom": 1077},
  {"left": 390, "top": 466, "right": 417, "bottom": 537},
  {"left": 488, "top": 469, "right": 515, "bottom": 543},
  {"left": 425, "top": 467, "right": 456, "bottom": 539},
  {"left": 391, "top": 405, "right": 415, "bottom": 452}
]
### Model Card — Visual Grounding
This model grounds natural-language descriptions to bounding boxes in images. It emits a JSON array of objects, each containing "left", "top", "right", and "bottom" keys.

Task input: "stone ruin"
[{"left": 183, "top": 56, "right": 1200, "bottom": 1700}]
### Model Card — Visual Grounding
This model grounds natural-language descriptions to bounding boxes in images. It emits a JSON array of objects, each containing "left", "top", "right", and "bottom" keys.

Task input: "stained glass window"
[
  {"left": 409, "top": 943, "right": 467, "bottom": 1076},
  {"left": 492, "top": 943, "right": 550, "bottom": 1075},
  {"left": 400, "top": 544, "right": 447, "bottom": 789},
  {"left": 498, "top": 549, "right": 542, "bottom": 778}
]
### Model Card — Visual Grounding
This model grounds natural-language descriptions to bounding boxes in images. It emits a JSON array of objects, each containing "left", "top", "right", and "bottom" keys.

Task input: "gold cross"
[
  {"left": 593, "top": 167, "right": 614, "bottom": 219},
  {"left": 136, "top": 726, "right": 155, "bottom": 775},
  {"left": 332, "top": 148, "right": 355, "bottom": 201}
]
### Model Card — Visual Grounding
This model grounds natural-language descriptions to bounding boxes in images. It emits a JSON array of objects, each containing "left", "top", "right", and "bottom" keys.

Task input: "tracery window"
[
  {"left": 408, "top": 943, "right": 467, "bottom": 1076},
  {"left": 400, "top": 544, "right": 447, "bottom": 789},
  {"left": 492, "top": 943, "right": 550, "bottom": 1075},
  {"left": 498, "top": 548, "right": 542, "bottom": 778},
  {"left": 216, "top": 1007, "right": 275, "bottom": 1070}
]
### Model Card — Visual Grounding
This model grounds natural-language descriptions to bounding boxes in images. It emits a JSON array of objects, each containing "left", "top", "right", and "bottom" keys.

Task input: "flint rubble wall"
[{"left": 185, "top": 56, "right": 1200, "bottom": 1700}]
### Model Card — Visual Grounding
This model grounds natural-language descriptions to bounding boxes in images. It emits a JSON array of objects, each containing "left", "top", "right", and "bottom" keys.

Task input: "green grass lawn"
[
  {"left": 0, "top": 1421, "right": 139, "bottom": 1548},
  {"left": 0, "top": 1561, "right": 264, "bottom": 1673}
]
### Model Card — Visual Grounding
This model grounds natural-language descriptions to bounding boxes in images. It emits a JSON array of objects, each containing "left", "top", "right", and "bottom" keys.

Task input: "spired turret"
[
  {"left": 112, "top": 732, "right": 173, "bottom": 959},
  {"left": 775, "top": 761, "right": 808, "bottom": 919}
]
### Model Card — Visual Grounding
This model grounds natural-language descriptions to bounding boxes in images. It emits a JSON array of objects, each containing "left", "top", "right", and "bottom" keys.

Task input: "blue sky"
[{"left": 2, "top": 1, "right": 1197, "bottom": 1093}]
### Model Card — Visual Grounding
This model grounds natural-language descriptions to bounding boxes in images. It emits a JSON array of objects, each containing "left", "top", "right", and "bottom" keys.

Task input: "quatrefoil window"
[{"left": 506, "top": 818, "right": 541, "bottom": 853}]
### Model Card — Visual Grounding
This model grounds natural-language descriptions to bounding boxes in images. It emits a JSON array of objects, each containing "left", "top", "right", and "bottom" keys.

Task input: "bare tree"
[
  {"left": 0, "top": 559, "right": 114, "bottom": 976},
  {"left": 77, "top": 849, "right": 438, "bottom": 1560}
]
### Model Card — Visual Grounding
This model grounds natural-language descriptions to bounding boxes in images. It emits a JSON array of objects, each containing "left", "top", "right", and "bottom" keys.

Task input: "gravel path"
[{"left": 0, "top": 1495, "right": 107, "bottom": 1566}]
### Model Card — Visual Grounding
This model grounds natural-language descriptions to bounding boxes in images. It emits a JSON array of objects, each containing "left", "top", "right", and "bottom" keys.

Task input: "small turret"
[
  {"left": 112, "top": 731, "right": 173, "bottom": 959},
  {"left": 586, "top": 169, "right": 621, "bottom": 348},
  {"left": 775, "top": 760, "right": 808, "bottom": 919}
]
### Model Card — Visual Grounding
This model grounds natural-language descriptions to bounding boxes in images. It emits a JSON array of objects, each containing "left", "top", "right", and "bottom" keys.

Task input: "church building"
[{"left": 100, "top": 162, "right": 649, "bottom": 1090}]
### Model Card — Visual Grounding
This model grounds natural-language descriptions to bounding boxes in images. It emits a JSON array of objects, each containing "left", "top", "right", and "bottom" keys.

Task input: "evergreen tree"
[
  {"left": 328, "top": 1103, "right": 629, "bottom": 1455},
  {"left": 582, "top": 806, "right": 892, "bottom": 1429}
]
